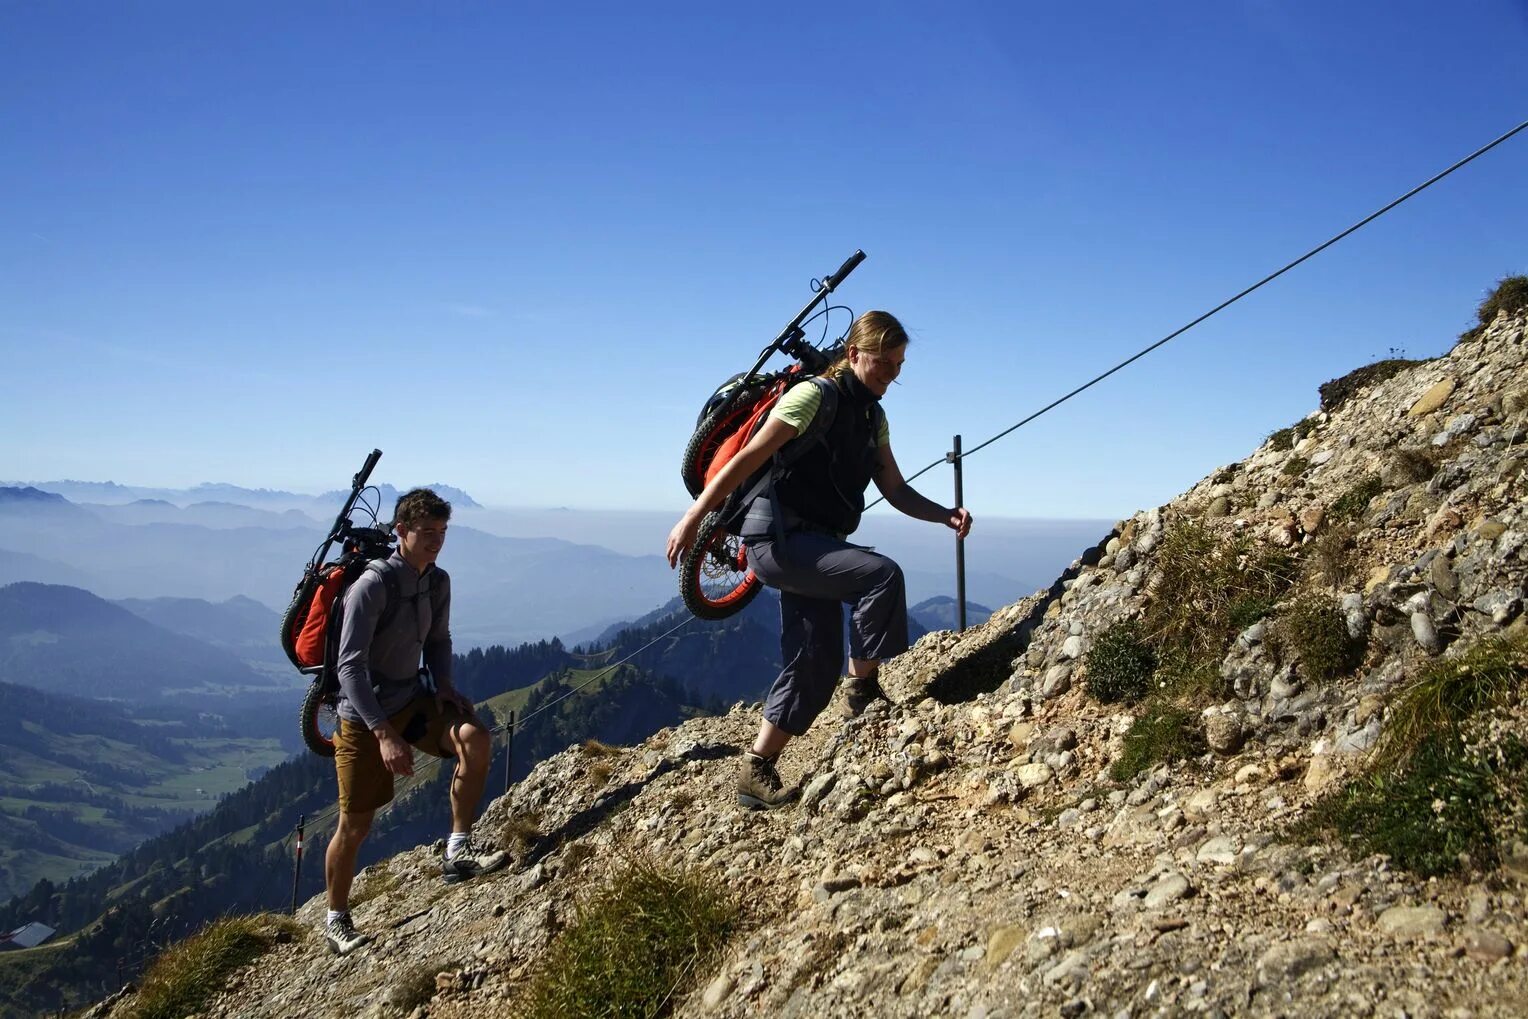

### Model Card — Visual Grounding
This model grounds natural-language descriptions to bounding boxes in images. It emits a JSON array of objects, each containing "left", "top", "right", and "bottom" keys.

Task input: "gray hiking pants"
[{"left": 745, "top": 531, "right": 909, "bottom": 735}]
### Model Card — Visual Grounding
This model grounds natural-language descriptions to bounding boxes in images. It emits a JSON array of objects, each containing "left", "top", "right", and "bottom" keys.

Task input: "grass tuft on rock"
[
  {"left": 1309, "top": 524, "right": 1359, "bottom": 588},
  {"left": 1329, "top": 474, "right": 1384, "bottom": 523},
  {"left": 1271, "top": 593, "right": 1361, "bottom": 683},
  {"left": 1268, "top": 418, "right": 1319, "bottom": 452},
  {"left": 1301, "top": 733, "right": 1526, "bottom": 877},
  {"left": 349, "top": 859, "right": 399, "bottom": 908},
  {"left": 1111, "top": 707, "right": 1203, "bottom": 783},
  {"left": 121, "top": 914, "right": 295, "bottom": 1019},
  {"left": 1084, "top": 619, "right": 1156, "bottom": 704},
  {"left": 1319, "top": 358, "right": 1424, "bottom": 413},
  {"left": 1298, "top": 636, "right": 1528, "bottom": 877},
  {"left": 1377, "top": 637, "right": 1528, "bottom": 766},
  {"left": 1144, "top": 521, "right": 1297, "bottom": 699},
  {"left": 514, "top": 858, "right": 738, "bottom": 1019},
  {"left": 1458, "top": 275, "right": 1528, "bottom": 344}
]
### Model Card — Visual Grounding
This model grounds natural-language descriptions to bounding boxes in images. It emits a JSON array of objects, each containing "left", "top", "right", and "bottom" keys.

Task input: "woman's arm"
[
  {"left": 873, "top": 444, "right": 973, "bottom": 537},
  {"left": 666, "top": 417, "right": 798, "bottom": 566}
]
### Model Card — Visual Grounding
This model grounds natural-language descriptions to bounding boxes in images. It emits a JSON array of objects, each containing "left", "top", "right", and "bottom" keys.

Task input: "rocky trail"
[{"left": 91, "top": 300, "right": 1528, "bottom": 1018}]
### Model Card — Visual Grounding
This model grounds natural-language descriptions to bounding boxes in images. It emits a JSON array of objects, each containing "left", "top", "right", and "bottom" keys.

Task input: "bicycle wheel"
[
  {"left": 680, "top": 512, "right": 762, "bottom": 620},
  {"left": 300, "top": 679, "right": 340, "bottom": 757},
  {"left": 681, "top": 374, "right": 780, "bottom": 497}
]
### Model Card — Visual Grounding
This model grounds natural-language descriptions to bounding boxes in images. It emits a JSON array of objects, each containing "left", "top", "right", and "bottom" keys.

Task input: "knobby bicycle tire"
[
  {"left": 679, "top": 512, "right": 761, "bottom": 620},
  {"left": 301, "top": 679, "right": 340, "bottom": 757}
]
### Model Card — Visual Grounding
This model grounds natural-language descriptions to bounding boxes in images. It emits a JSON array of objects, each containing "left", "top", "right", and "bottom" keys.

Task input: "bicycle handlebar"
[
  {"left": 823, "top": 250, "right": 865, "bottom": 292},
  {"left": 745, "top": 249, "right": 867, "bottom": 379}
]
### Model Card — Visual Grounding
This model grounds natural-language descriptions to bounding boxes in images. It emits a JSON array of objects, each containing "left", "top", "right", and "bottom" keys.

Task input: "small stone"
[
  {"left": 1145, "top": 873, "right": 1192, "bottom": 908},
  {"left": 985, "top": 924, "right": 1026, "bottom": 972},
  {"left": 1304, "top": 754, "right": 1339, "bottom": 792},
  {"left": 801, "top": 770, "right": 838, "bottom": 810},
  {"left": 1300, "top": 503, "right": 1326, "bottom": 534},
  {"left": 1408, "top": 377, "right": 1457, "bottom": 417},
  {"left": 1015, "top": 762, "right": 1055, "bottom": 790},
  {"left": 1040, "top": 664, "right": 1073, "bottom": 699},
  {"left": 1197, "top": 835, "right": 1240, "bottom": 865},
  {"left": 1411, "top": 612, "right": 1441, "bottom": 654},
  {"left": 1461, "top": 927, "right": 1513, "bottom": 961},
  {"left": 1364, "top": 565, "right": 1393, "bottom": 594},
  {"left": 1378, "top": 904, "right": 1447, "bottom": 940},
  {"left": 701, "top": 972, "right": 735, "bottom": 1010},
  {"left": 1060, "top": 635, "right": 1085, "bottom": 660},
  {"left": 1429, "top": 556, "right": 1461, "bottom": 601},
  {"left": 1207, "top": 495, "right": 1230, "bottom": 518},
  {"left": 1256, "top": 939, "right": 1334, "bottom": 982},
  {"left": 1204, "top": 713, "right": 1245, "bottom": 755},
  {"left": 1008, "top": 721, "right": 1035, "bottom": 750}
]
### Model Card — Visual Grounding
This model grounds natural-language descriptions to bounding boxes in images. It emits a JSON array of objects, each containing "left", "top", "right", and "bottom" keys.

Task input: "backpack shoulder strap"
[
  {"left": 774, "top": 374, "right": 839, "bottom": 469},
  {"left": 365, "top": 559, "right": 403, "bottom": 632}
]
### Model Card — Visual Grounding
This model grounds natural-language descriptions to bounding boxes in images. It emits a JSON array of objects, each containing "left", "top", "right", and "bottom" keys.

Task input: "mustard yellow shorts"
[{"left": 334, "top": 696, "right": 473, "bottom": 814}]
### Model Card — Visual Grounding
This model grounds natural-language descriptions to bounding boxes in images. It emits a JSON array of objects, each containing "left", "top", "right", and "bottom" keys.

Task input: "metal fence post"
[
  {"left": 949, "top": 435, "right": 967, "bottom": 632},
  {"left": 504, "top": 710, "right": 516, "bottom": 795},
  {"left": 289, "top": 814, "right": 305, "bottom": 915}
]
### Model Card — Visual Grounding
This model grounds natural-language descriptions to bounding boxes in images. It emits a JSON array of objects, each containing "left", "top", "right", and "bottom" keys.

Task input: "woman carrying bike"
[{"left": 666, "top": 310, "right": 973, "bottom": 809}]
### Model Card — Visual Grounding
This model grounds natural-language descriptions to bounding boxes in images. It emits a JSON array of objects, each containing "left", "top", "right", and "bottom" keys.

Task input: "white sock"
[
  {"left": 327, "top": 909, "right": 347, "bottom": 924},
  {"left": 447, "top": 831, "right": 470, "bottom": 859}
]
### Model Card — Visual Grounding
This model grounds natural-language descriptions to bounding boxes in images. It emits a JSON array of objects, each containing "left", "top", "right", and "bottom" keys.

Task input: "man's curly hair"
[{"left": 394, "top": 488, "right": 452, "bottom": 529}]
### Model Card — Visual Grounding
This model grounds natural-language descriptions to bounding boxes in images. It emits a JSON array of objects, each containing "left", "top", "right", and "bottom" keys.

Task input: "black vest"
[{"left": 771, "top": 372, "right": 883, "bottom": 536}]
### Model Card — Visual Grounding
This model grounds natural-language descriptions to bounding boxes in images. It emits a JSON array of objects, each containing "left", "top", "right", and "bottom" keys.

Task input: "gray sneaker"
[
  {"left": 737, "top": 752, "right": 799, "bottom": 810},
  {"left": 324, "top": 913, "right": 370, "bottom": 956},
  {"left": 441, "top": 836, "right": 508, "bottom": 884},
  {"left": 840, "top": 674, "right": 886, "bottom": 718}
]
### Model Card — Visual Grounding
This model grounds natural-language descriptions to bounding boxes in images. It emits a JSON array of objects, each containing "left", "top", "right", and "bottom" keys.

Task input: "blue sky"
[{"left": 4, "top": 1, "right": 1527, "bottom": 522}]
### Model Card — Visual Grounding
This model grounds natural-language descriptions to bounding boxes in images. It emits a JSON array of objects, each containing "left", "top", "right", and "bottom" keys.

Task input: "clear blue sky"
[{"left": 4, "top": 1, "right": 1526, "bottom": 521}]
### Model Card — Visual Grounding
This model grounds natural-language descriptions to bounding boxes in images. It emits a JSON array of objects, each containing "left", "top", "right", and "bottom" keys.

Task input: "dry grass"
[
  {"left": 581, "top": 738, "right": 624, "bottom": 757},
  {"left": 120, "top": 914, "right": 297, "bottom": 1019},
  {"left": 349, "top": 859, "right": 399, "bottom": 908},
  {"left": 500, "top": 809, "right": 544, "bottom": 851},
  {"left": 512, "top": 857, "right": 737, "bottom": 1019}
]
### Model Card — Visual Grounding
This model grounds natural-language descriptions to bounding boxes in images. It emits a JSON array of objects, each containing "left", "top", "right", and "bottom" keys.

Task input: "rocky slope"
[{"left": 93, "top": 306, "right": 1528, "bottom": 1018}]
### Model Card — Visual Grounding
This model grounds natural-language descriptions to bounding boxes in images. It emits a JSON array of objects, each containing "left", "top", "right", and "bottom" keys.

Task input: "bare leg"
[
  {"left": 442, "top": 719, "right": 491, "bottom": 833},
  {"left": 325, "top": 809, "right": 374, "bottom": 911},
  {"left": 848, "top": 657, "right": 880, "bottom": 680},
  {"left": 749, "top": 718, "right": 792, "bottom": 759}
]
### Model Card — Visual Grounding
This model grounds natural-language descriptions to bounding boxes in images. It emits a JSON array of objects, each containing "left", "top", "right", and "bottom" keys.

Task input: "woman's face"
[{"left": 849, "top": 342, "right": 905, "bottom": 397}]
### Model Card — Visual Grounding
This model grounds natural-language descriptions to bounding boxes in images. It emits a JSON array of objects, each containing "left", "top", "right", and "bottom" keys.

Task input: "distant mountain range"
[
  {"left": 0, "top": 486, "right": 676, "bottom": 649},
  {"left": 909, "top": 595, "right": 994, "bottom": 631},
  {"left": 0, "top": 582, "right": 289, "bottom": 703},
  {"left": 0, "top": 479, "right": 482, "bottom": 513}
]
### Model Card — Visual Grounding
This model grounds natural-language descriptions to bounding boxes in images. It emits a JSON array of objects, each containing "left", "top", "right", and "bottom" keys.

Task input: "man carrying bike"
[
  {"left": 667, "top": 311, "right": 973, "bottom": 810},
  {"left": 322, "top": 488, "right": 505, "bottom": 956}
]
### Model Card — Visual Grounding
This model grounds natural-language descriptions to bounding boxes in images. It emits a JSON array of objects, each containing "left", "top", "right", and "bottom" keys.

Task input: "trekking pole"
[
  {"left": 289, "top": 814, "right": 305, "bottom": 915},
  {"left": 948, "top": 435, "right": 967, "bottom": 632},
  {"left": 504, "top": 711, "right": 516, "bottom": 795}
]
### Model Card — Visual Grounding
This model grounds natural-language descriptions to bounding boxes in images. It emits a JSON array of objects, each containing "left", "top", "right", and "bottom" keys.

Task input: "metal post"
[
  {"left": 289, "top": 814, "right": 305, "bottom": 915},
  {"left": 949, "top": 435, "right": 967, "bottom": 632},
  {"left": 504, "top": 711, "right": 516, "bottom": 795}
]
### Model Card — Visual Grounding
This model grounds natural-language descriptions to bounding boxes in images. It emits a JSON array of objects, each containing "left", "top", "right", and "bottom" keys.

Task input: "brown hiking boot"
[
  {"left": 737, "top": 752, "right": 799, "bottom": 810},
  {"left": 840, "top": 674, "right": 886, "bottom": 719}
]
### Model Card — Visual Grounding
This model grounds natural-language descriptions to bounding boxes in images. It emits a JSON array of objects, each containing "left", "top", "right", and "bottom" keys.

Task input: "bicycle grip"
[
  {"left": 355, "top": 448, "right": 383, "bottom": 489},
  {"left": 823, "top": 249, "right": 866, "bottom": 291}
]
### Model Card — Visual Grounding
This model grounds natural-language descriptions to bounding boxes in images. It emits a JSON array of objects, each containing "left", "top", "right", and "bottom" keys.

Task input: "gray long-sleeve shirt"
[{"left": 335, "top": 552, "right": 454, "bottom": 731}]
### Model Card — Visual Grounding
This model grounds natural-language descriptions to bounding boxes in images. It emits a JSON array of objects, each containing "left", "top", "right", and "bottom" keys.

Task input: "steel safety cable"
[{"left": 869, "top": 116, "right": 1528, "bottom": 507}]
